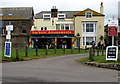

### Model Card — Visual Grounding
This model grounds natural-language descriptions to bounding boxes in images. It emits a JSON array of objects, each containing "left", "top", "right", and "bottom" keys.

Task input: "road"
[{"left": 2, "top": 54, "right": 118, "bottom": 82}]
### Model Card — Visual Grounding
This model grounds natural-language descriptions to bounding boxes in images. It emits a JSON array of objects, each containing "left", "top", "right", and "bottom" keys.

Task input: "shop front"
[{"left": 29, "top": 30, "right": 75, "bottom": 49}]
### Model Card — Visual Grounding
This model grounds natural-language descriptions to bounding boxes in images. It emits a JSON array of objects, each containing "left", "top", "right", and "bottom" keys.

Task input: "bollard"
[
  {"left": 54, "top": 46, "right": 56, "bottom": 54},
  {"left": 78, "top": 46, "right": 80, "bottom": 53},
  {"left": 25, "top": 47, "right": 28, "bottom": 57},
  {"left": 89, "top": 48, "right": 93, "bottom": 61},
  {"left": 97, "top": 47, "right": 99, "bottom": 56},
  {"left": 85, "top": 46, "right": 87, "bottom": 53},
  {"left": 63, "top": 45, "right": 65, "bottom": 54},
  {"left": 36, "top": 48, "right": 38, "bottom": 56},
  {"left": 102, "top": 46, "right": 104, "bottom": 55},
  {"left": 45, "top": 45, "right": 48, "bottom": 55},
  {"left": 93, "top": 47, "right": 95, "bottom": 56},
  {"left": 71, "top": 48, "right": 73, "bottom": 53},
  {"left": 16, "top": 49, "right": 19, "bottom": 60}
]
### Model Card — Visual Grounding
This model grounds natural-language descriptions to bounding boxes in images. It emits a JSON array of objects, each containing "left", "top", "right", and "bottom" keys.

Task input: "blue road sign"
[{"left": 4, "top": 42, "right": 11, "bottom": 57}]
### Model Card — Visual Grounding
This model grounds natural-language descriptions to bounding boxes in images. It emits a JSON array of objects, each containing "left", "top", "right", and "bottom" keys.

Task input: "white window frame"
[
  {"left": 58, "top": 13, "right": 66, "bottom": 20},
  {"left": 85, "top": 11, "right": 92, "bottom": 18},
  {"left": 56, "top": 24, "right": 73, "bottom": 30},
  {"left": 8, "top": 14, "right": 13, "bottom": 16},
  {"left": 0, "top": 13, "right": 3, "bottom": 16},
  {"left": 82, "top": 22, "right": 96, "bottom": 33},
  {"left": 43, "top": 14, "right": 51, "bottom": 20},
  {"left": 82, "top": 37, "right": 96, "bottom": 46}
]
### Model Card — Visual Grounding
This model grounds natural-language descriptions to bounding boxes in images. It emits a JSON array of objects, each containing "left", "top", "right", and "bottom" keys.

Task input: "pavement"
[{"left": 2, "top": 53, "right": 119, "bottom": 82}]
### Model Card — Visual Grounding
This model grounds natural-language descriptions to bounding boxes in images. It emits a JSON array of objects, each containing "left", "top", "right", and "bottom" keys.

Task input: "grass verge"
[
  {"left": 2, "top": 49, "right": 89, "bottom": 62},
  {"left": 78, "top": 53, "right": 120, "bottom": 63}
]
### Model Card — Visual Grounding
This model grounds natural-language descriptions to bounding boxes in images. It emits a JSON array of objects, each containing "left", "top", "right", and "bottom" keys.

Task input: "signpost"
[
  {"left": 106, "top": 18, "right": 118, "bottom": 61},
  {"left": 4, "top": 25, "right": 13, "bottom": 58}
]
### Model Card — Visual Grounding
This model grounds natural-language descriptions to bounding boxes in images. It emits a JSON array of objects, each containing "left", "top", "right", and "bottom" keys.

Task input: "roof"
[
  {"left": 74, "top": 8, "right": 104, "bottom": 16},
  {"left": 35, "top": 11, "right": 81, "bottom": 19},
  {"left": 0, "top": 7, "right": 34, "bottom": 20}
]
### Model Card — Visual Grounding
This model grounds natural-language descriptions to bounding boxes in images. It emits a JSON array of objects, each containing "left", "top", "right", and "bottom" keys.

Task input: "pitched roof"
[
  {"left": 0, "top": 7, "right": 34, "bottom": 20},
  {"left": 35, "top": 11, "right": 81, "bottom": 19},
  {"left": 74, "top": 8, "right": 104, "bottom": 16}
]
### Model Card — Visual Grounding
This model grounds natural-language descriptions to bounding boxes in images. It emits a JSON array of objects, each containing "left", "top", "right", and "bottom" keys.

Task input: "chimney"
[
  {"left": 51, "top": 6, "right": 58, "bottom": 17},
  {"left": 100, "top": 2, "right": 104, "bottom": 14}
]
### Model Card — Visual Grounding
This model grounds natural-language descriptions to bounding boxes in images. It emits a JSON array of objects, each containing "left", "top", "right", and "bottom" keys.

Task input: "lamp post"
[{"left": 76, "top": 33, "right": 80, "bottom": 53}]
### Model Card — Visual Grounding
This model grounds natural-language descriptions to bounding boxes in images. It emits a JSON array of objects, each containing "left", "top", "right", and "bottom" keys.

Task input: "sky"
[{"left": 0, "top": 0, "right": 119, "bottom": 24}]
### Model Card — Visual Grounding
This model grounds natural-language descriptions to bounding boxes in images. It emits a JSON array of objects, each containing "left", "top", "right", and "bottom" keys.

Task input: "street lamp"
[{"left": 76, "top": 33, "right": 80, "bottom": 53}]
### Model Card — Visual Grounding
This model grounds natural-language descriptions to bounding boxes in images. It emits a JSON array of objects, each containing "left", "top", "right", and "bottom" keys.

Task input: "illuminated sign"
[{"left": 30, "top": 30, "right": 74, "bottom": 34}]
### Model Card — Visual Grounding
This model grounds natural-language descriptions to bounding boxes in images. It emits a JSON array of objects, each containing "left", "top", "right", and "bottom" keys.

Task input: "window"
[
  {"left": 44, "top": 27, "right": 47, "bottom": 30},
  {"left": 86, "top": 12, "right": 92, "bottom": 18},
  {"left": 61, "top": 24, "right": 64, "bottom": 30},
  {"left": 65, "top": 24, "right": 69, "bottom": 30},
  {"left": 8, "top": 14, "right": 13, "bottom": 16},
  {"left": 0, "top": 14, "right": 3, "bottom": 16},
  {"left": 86, "top": 37, "right": 93, "bottom": 45},
  {"left": 41, "top": 27, "right": 47, "bottom": 30},
  {"left": 56, "top": 24, "right": 74, "bottom": 30},
  {"left": 82, "top": 22, "right": 96, "bottom": 32},
  {"left": 56, "top": 24, "right": 60, "bottom": 30},
  {"left": 41, "top": 27, "right": 43, "bottom": 30},
  {"left": 43, "top": 14, "right": 51, "bottom": 20},
  {"left": 86, "top": 23, "right": 93, "bottom": 32},
  {"left": 22, "top": 30, "right": 26, "bottom": 33},
  {"left": 70, "top": 24, "right": 74, "bottom": 30},
  {"left": 22, "top": 22, "right": 26, "bottom": 26},
  {"left": 58, "top": 14, "right": 66, "bottom": 20}
]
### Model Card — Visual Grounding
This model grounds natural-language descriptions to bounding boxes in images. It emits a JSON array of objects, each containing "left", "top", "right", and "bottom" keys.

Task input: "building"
[
  {"left": 30, "top": 6, "right": 80, "bottom": 49},
  {"left": 0, "top": 7, "right": 34, "bottom": 49},
  {"left": 74, "top": 3, "right": 105, "bottom": 48},
  {"left": 30, "top": 3, "right": 105, "bottom": 49}
]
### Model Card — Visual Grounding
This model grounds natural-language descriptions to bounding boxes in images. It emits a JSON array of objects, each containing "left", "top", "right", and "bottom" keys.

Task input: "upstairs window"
[
  {"left": 0, "top": 14, "right": 3, "bottom": 16},
  {"left": 56, "top": 24, "right": 74, "bottom": 30},
  {"left": 41, "top": 27, "right": 47, "bottom": 30},
  {"left": 8, "top": 13, "right": 13, "bottom": 16},
  {"left": 58, "top": 14, "right": 66, "bottom": 20},
  {"left": 82, "top": 22, "right": 96, "bottom": 32},
  {"left": 86, "top": 12, "right": 92, "bottom": 18},
  {"left": 43, "top": 14, "right": 51, "bottom": 20}
]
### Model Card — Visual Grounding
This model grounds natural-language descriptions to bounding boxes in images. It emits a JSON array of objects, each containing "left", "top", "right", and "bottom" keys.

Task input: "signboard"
[
  {"left": 106, "top": 46, "right": 118, "bottom": 61},
  {"left": 6, "top": 25, "right": 13, "bottom": 31},
  {"left": 4, "top": 42, "right": 12, "bottom": 57},
  {"left": 108, "top": 19, "right": 118, "bottom": 27},
  {"left": 6, "top": 35, "right": 11, "bottom": 40},
  {"left": 108, "top": 27, "right": 118, "bottom": 36},
  {"left": 30, "top": 30, "right": 74, "bottom": 34}
]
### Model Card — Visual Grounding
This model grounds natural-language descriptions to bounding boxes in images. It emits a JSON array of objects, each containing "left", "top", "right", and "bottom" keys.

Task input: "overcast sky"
[{"left": 0, "top": 0, "right": 119, "bottom": 23}]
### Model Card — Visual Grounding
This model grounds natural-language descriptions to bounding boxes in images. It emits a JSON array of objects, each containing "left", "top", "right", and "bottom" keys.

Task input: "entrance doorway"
[{"left": 57, "top": 38, "right": 72, "bottom": 49}]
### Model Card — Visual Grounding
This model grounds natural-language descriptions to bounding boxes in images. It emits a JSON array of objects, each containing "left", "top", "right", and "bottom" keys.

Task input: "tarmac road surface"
[{"left": 2, "top": 54, "right": 118, "bottom": 82}]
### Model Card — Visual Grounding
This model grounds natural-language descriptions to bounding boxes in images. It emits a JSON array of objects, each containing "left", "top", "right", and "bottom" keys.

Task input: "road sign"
[
  {"left": 6, "top": 35, "right": 11, "bottom": 39},
  {"left": 106, "top": 46, "right": 118, "bottom": 61},
  {"left": 6, "top": 25, "right": 13, "bottom": 31},
  {"left": 108, "top": 19, "right": 118, "bottom": 27},
  {"left": 108, "top": 27, "right": 118, "bottom": 36},
  {"left": 4, "top": 42, "right": 12, "bottom": 57}
]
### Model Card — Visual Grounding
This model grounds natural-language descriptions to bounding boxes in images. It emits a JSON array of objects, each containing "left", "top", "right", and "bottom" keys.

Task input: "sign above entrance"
[{"left": 30, "top": 30, "right": 74, "bottom": 34}]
